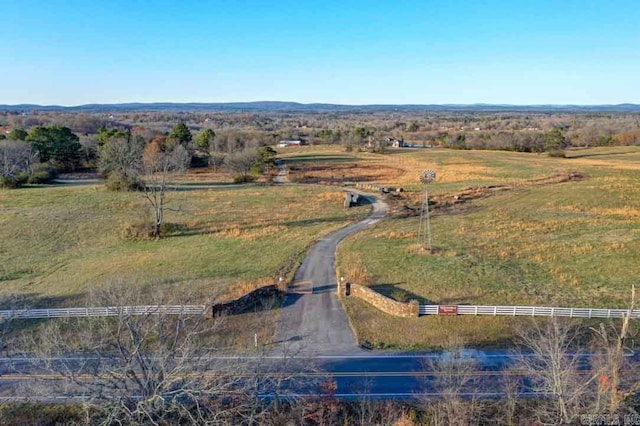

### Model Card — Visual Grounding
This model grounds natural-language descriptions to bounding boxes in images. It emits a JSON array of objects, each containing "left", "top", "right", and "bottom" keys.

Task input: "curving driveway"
[
  {"left": 274, "top": 190, "right": 388, "bottom": 355},
  {"left": 53, "top": 167, "right": 388, "bottom": 355}
]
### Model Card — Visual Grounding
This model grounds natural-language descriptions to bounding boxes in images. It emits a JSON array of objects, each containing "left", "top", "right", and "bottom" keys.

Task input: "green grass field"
[
  {"left": 0, "top": 182, "right": 369, "bottom": 307},
  {"left": 333, "top": 146, "right": 640, "bottom": 349}
]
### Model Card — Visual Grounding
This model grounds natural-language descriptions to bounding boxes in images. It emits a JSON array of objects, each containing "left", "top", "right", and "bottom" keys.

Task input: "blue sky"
[{"left": 2, "top": 0, "right": 639, "bottom": 105}]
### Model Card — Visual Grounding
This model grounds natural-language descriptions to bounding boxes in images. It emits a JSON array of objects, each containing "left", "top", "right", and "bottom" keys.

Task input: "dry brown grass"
[
  {"left": 328, "top": 146, "right": 640, "bottom": 348},
  {"left": 376, "top": 154, "right": 494, "bottom": 186},
  {"left": 176, "top": 166, "right": 241, "bottom": 183},
  {"left": 289, "top": 161, "right": 404, "bottom": 185},
  {"left": 342, "top": 259, "right": 375, "bottom": 286},
  {"left": 220, "top": 277, "right": 276, "bottom": 302},
  {"left": 280, "top": 147, "right": 585, "bottom": 192}
]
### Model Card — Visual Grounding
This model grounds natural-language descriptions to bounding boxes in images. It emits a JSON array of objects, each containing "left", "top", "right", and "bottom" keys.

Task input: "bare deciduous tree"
[
  {"left": 590, "top": 286, "right": 640, "bottom": 415},
  {"left": 141, "top": 142, "right": 190, "bottom": 239},
  {"left": 420, "top": 346, "right": 484, "bottom": 426},
  {"left": 18, "top": 282, "right": 309, "bottom": 425},
  {"left": 224, "top": 148, "right": 258, "bottom": 179},
  {"left": 514, "top": 318, "right": 592, "bottom": 424},
  {"left": 0, "top": 140, "right": 38, "bottom": 179},
  {"left": 98, "top": 132, "right": 145, "bottom": 185}
]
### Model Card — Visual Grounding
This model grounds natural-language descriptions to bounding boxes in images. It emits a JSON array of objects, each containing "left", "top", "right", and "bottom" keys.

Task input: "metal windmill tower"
[{"left": 417, "top": 169, "right": 436, "bottom": 250}]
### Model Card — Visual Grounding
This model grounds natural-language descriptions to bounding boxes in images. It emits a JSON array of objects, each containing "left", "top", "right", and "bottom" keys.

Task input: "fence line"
[
  {"left": 0, "top": 305, "right": 206, "bottom": 320},
  {"left": 6, "top": 303, "right": 638, "bottom": 321},
  {"left": 419, "top": 304, "right": 640, "bottom": 319}
]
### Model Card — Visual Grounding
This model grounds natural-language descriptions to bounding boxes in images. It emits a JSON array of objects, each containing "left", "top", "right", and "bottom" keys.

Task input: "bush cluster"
[
  {"left": 0, "top": 174, "right": 28, "bottom": 189},
  {"left": 105, "top": 174, "right": 141, "bottom": 191},
  {"left": 122, "top": 222, "right": 156, "bottom": 241},
  {"left": 233, "top": 174, "right": 256, "bottom": 184},
  {"left": 27, "top": 164, "right": 59, "bottom": 184},
  {"left": 122, "top": 221, "right": 187, "bottom": 240}
]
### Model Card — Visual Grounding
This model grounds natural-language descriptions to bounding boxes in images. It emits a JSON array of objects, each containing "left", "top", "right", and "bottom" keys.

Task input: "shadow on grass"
[
  {"left": 164, "top": 214, "right": 351, "bottom": 239},
  {"left": 19, "top": 181, "right": 100, "bottom": 189},
  {"left": 164, "top": 182, "right": 263, "bottom": 191},
  {"left": 282, "top": 215, "right": 355, "bottom": 228},
  {"left": 282, "top": 155, "right": 359, "bottom": 164},
  {"left": 566, "top": 150, "right": 638, "bottom": 159},
  {"left": 438, "top": 294, "right": 487, "bottom": 305},
  {"left": 304, "top": 176, "right": 383, "bottom": 184},
  {"left": 51, "top": 179, "right": 103, "bottom": 186},
  {"left": 225, "top": 293, "right": 285, "bottom": 318},
  {"left": 289, "top": 165, "right": 384, "bottom": 183},
  {"left": 371, "top": 283, "right": 434, "bottom": 304},
  {"left": 167, "top": 181, "right": 242, "bottom": 187},
  {"left": 0, "top": 293, "right": 84, "bottom": 310},
  {"left": 371, "top": 284, "right": 486, "bottom": 306},
  {"left": 0, "top": 292, "right": 87, "bottom": 349}
]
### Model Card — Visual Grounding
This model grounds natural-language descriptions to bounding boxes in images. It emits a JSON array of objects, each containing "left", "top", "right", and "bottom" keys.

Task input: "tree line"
[
  {"left": 2, "top": 111, "right": 639, "bottom": 182},
  {"left": 3, "top": 109, "right": 638, "bottom": 150},
  {"left": 0, "top": 121, "right": 277, "bottom": 186}
]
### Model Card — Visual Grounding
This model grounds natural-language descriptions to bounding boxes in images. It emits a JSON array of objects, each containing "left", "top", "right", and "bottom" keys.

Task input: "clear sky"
[{"left": 2, "top": 0, "right": 639, "bottom": 105}]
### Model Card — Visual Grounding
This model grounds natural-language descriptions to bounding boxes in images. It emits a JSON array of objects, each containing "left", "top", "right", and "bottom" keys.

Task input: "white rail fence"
[
  {"left": 0, "top": 305, "right": 207, "bottom": 320},
  {"left": 4, "top": 304, "right": 638, "bottom": 320},
  {"left": 419, "top": 304, "right": 640, "bottom": 319}
]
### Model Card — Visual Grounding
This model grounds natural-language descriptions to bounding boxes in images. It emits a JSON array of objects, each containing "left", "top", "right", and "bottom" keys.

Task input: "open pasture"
[
  {"left": 304, "top": 146, "right": 640, "bottom": 348},
  {"left": 0, "top": 182, "right": 369, "bottom": 307}
]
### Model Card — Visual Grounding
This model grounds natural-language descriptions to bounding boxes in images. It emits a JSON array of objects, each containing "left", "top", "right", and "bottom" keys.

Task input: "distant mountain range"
[{"left": 1, "top": 101, "right": 639, "bottom": 113}]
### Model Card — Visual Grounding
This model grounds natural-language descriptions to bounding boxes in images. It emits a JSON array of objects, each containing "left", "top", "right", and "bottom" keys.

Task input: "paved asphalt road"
[
  {"left": 274, "top": 190, "right": 389, "bottom": 355},
  {"left": 4, "top": 351, "right": 637, "bottom": 401},
  {"left": 0, "top": 352, "right": 531, "bottom": 400}
]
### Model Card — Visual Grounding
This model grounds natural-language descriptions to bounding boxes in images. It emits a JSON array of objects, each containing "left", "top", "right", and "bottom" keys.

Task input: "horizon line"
[{"left": 2, "top": 100, "right": 640, "bottom": 108}]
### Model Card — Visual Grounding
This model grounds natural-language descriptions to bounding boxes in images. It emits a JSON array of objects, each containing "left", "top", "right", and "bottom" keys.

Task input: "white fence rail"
[
  {"left": 0, "top": 305, "right": 206, "bottom": 320},
  {"left": 419, "top": 304, "right": 640, "bottom": 319}
]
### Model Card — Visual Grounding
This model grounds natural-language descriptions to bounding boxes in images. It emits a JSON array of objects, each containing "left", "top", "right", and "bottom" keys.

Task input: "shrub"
[
  {"left": 547, "top": 149, "right": 566, "bottom": 158},
  {"left": 123, "top": 221, "right": 187, "bottom": 240},
  {"left": 27, "top": 163, "right": 59, "bottom": 184},
  {"left": 159, "top": 222, "right": 188, "bottom": 236},
  {"left": 233, "top": 174, "right": 256, "bottom": 184},
  {"left": 106, "top": 173, "right": 141, "bottom": 191},
  {"left": 122, "top": 222, "right": 156, "bottom": 241},
  {"left": 190, "top": 154, "right": 209, "bottom": 168},
  {"left": 0, "top": 173, "right": 28, "bottom": 189},
  {"left": 0, "top": 403, "right": 86, "bottom": 424}
]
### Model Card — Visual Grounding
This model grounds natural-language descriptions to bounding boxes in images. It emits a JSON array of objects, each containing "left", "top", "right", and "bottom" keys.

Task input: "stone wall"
[
  {"left": 355, "top": 182, "right": 387, "bottom": 193},
  {"left": 337, "top": 280, "right": 419, "bottom": 318},
  {"left": 204, "top": 284, "right": 283, "bottom": 318},
  {"left": 344, "top": 191, "right": 360, "bottom": 208},
  {"left": 354, "top": 182, "right": 403, "bottom": 194}
]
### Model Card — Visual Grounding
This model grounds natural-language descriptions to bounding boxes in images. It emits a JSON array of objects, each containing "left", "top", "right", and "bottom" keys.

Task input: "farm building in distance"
[
  {"left": 385, "top": 137, "right": 408, "bottom": 148},
  {"left": 277, "top": 139, "right": 306, "bottom": 147},
  {"left": 384, "top": 137, "right": 432, "bottom": 148}
]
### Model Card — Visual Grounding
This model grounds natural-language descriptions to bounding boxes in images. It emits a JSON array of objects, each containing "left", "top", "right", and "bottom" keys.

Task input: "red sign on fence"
[{"left": 438, "top": 305, "right": 458, "bottom": 315}]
